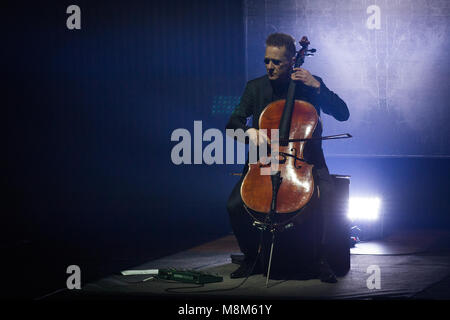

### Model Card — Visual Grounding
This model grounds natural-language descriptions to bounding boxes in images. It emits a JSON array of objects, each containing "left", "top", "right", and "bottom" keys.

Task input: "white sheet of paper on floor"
[{"left": 121, "top": 269, "right": 159, "bottom": 276}]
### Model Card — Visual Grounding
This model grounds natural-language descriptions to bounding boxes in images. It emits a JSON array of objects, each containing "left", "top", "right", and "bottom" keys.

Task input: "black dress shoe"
[
  {"left": 318, "top": 259, "right": 338, "bottom": 283},
  {"left": 230, "top": 259, "right": 261, "bottom": 279}
]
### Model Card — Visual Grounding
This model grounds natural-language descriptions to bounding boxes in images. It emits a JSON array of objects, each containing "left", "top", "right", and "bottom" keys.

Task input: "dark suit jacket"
[{"left": 226, "top": 74, "right": 349, "bottom": 169}]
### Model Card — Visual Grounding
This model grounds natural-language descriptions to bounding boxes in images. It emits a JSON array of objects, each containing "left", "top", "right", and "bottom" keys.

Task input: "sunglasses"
[{"left": 264, "top": 58, "right": 283, "bottom": 66}]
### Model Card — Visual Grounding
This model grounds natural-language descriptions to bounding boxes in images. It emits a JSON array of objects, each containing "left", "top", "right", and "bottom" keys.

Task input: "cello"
[{"left": 241, "top": 36, "right": 320, "bottom": 220}]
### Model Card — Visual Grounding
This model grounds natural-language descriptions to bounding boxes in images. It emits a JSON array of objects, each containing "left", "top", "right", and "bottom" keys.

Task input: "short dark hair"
[{"left": 265, "top": 33, "right": 296, "bottom": 58}]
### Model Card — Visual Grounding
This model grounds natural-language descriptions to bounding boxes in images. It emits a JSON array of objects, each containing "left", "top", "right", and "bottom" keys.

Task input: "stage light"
[{"left": 347, "top": 197, "right": 381, "bottom": 221}]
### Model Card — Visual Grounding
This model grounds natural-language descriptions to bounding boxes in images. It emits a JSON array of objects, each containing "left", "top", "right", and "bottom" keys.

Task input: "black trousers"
[{"left": 227, "top": 166, "right": 335, "bottom": 265}]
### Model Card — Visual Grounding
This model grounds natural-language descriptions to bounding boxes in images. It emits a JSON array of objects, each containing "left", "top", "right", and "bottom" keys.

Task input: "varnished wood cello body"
[{"left": 240, "top": 37, "right": 318, "bottom": 220}]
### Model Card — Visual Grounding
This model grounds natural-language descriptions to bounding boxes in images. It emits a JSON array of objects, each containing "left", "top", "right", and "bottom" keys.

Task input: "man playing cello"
[{"left": 226, "top": 33, "right": 349, "bottom": 283}]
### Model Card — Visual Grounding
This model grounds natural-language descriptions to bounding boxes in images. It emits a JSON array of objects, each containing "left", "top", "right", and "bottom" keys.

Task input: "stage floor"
[{"left": 46, "top": 229, "right": 450, "bottom": 300}]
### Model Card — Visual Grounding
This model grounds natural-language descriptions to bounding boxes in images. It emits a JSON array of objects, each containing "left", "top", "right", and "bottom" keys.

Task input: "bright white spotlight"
[{"left": 347, "top": 197, "right": 381, "bottom": 221}]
